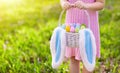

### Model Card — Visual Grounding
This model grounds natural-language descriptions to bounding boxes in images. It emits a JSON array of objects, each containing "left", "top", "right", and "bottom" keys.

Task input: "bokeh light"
[{"left": 0, "top": 0, "right": 22, "bottom": 5}]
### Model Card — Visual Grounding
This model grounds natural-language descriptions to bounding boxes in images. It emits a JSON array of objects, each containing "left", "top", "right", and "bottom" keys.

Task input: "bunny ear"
[
  {"left": 50, "top": 27, "right": 66, "bottom": 69},
  {"left": 79, "top": 29, "right": 96, "bottom": 72},
  {"left": 84, "top": 29, "right": 93, "bottom": 64}
]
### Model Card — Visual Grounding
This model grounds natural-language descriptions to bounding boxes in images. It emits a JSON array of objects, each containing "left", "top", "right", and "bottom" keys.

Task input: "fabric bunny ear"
[
  {"left": 79, "top": 29, "right": 96, "bottom": 72},
  {"left": 50, "top": 27, "right": 66, "bottom": 69}
]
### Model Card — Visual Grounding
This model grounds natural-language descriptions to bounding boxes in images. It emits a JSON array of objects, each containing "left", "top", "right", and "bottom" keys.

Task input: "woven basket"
[
  {"left": 58, "top": 10, "right": 91, "bottom": 48},
  {"left": 66, "top": 32, "right": 79, "bottom": 48}
]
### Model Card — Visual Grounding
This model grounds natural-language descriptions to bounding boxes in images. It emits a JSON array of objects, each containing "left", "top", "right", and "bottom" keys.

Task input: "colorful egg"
[
  {"left": 70, "top": 26, "right": 75, "bottom": 32},
  {"left": 66, "top": 25, "right": 70, "bottom": 32},
  {"left": 75, "top": 27, "right": 79, "bottom": 33},
  {"left": 81, "top": 24, "right": 86, "bottom": 29},
  {"left": 76, "top": 24, "right": 80, "bottom": 29},
  {"left": 73, "top": 24, "right": 76, "bottom": 28},
  {"left": 61, "top": 24, "right": 66, "bottom": 29}
]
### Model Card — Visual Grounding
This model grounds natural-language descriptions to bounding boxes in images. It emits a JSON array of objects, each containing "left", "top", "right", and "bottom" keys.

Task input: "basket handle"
[{"left": 58, "top": 9, "right": 91, "bottom": 28}]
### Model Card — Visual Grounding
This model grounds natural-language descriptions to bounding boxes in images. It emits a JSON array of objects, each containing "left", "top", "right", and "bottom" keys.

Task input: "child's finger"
[
  {"left": 74, "top": 1, "right": 85, "bottom": 9},
  {"left": 71, "top": 4, "right": 75, "bottom": 7},
  {"left": 75, "top": 4, "right": 82, "bottom": 9},
  {"left": 64, "top": 4, "right": 69, "bottom": 9},
  {"left": 65, "top": 3, "right": 72, "bottom": 10}
]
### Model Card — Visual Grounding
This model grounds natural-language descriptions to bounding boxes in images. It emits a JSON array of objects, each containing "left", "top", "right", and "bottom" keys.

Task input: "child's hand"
[
  {"left": 74, "top": 1, "right": 88, "bottom": 9},
  {"left": 61, "top": 1, "right": 73, "bottom": 10}
]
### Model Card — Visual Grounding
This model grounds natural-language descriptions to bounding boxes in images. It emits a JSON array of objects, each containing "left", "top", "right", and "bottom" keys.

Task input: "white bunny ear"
[
  {"left": 50, "top": 27, "right": 66, "bottom": 69},
  {"left": 79, "top": 29, "right": 96, "bottom": 72},
  {"left": 50, "top": 27, "right": 57, "bottom": 65},
  {"left": 50, "top": 27, "right": 58, "bottom": 68}
]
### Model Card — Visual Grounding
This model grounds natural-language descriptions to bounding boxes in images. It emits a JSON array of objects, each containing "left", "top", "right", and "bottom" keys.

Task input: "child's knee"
[{"left": 70, "top": 56, "right": 79, "bottom": 64}]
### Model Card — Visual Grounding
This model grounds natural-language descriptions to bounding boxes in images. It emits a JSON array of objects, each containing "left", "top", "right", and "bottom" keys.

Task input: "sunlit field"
[{"left": 0, "top": 0, "right": 120, "bottom": 73}]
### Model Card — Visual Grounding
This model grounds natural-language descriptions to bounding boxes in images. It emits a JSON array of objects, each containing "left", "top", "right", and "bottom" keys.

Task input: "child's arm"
[
  {"left": 60, "top": 0, "right": 73, "bottom": 10},
  {"left": 74, "top": 0, "right": 105, "bottom": 11}
]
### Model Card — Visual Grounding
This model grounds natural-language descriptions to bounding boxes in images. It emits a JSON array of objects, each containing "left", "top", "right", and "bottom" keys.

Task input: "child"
[{"left": 60, "top": 0, "right": 105, "bottom": 73}]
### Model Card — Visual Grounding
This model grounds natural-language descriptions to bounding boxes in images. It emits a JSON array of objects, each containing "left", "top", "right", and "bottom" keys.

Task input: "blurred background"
[{"left": 0, "top": 0, "right": 120, "bottom": 73}]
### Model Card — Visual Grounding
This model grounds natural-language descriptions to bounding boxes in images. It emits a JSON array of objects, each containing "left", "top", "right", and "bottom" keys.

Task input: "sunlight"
[{"left": 0, "top": 0, "right": 22, "bottom": 5}]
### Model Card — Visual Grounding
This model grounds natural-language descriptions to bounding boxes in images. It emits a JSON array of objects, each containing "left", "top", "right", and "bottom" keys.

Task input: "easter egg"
[
  {"left": 75, "top": 27, "right": 79, "bottom": 33},
  {"left": 66, "top": 25, "right": 70, "bottom": 32},
  {"left": 81, "top": 24, "right": 86, "bottom": 29},
  {"left": 70, "top": 26, "right": 75, "bottom": 33},
  {"left": 73, "top": 24, "right": 76, "bottom": 28},
  {"left": 61, "top": 24, "right": 66, "bottom": 29},
  {"left": 76, "top": 24, "right": 80, "bottom": 29}
]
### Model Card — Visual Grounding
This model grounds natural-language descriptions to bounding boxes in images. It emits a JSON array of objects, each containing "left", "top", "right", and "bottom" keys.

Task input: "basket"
[
  {"left": 58, "top": 10, "right": 91, "bottom": 48},
  {"left": 66, "top": 32, "right": 79, "bottom": 48}
]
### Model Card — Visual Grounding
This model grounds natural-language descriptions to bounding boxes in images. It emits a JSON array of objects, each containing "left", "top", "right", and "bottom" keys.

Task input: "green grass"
[{"left": 0, "top": 0, "right": 120, "bottom": 73}]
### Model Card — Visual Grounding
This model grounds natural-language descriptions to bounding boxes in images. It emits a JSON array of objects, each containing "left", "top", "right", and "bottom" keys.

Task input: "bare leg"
[
  {"left": 70, "top": 56, "right": 80, "bottom": 73},
  {"left": 82, "top": 65, "right": 93, "bottom": 73}
]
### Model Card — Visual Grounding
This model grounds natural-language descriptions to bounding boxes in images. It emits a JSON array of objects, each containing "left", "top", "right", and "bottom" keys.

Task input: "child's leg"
[
  {"left": 82, "top": 65, "right": 92, "bottom": 73},
  {"left": 70, "top": 56, "right": 80, "bottom": 73}
]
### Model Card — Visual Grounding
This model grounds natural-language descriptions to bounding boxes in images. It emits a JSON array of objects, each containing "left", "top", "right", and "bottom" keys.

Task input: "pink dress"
[{"left": 65, "top": 0, "right": 100, "bottom": 60}]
